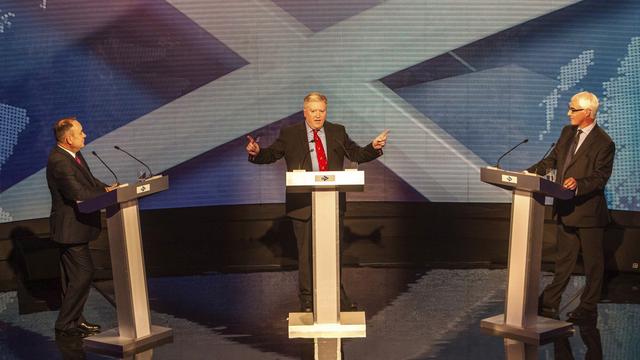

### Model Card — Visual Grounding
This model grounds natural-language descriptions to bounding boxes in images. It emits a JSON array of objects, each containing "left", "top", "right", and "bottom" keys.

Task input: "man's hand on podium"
[
  {"left": 372, "top": 129, "right": 389, "bottom": 150},
  {"left": 246, "top": 135, "right": 260, "bottom": 156},
  {"left": 105, "top": 183, "right": 119, "bottom": 192},
  {"left": 563, "top": 177, "right": 577, "bottom": 190}
]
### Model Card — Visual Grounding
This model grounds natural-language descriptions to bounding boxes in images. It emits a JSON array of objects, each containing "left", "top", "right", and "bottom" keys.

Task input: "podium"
[
  {"left": 77, "top": 175, "right": 173, "bottom": 355},
  {"left": 286, "top": 170, "right": 366, "bottom": 339},
  {"left": 479, "top": 167, "right": 574, "bottom": 344}
]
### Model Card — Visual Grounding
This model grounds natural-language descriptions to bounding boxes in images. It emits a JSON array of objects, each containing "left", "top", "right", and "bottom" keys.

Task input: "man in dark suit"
[
  {"left": 46, "top": 117, "right": 116, "bottom": 337},
  {"left": 246, "top": 92, "right": 388, "bottom": 311},
  {"left": 528, "top": 91, "right": 615, "bottom": 323}
]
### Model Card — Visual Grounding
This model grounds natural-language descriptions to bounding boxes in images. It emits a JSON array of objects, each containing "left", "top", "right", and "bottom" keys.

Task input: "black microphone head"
[
  {"left": 114, "top": 145, "right": 120, "bottom": 150},
  {"left": 91, "top": 151, "right": 97, "bottom": 155},
  {"left": 523, "top": 139, "right": 529, "bottom": 143}
]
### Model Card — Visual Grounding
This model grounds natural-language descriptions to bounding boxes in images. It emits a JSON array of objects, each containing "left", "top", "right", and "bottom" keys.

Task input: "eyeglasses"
[{"left": 568, "top": 107, "right": 584, "bottom": 113}]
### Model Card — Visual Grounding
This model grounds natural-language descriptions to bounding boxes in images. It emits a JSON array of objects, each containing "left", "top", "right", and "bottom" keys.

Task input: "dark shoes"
[
  {"left": 299, "top": 300, "right": 358, "bottom": 312},
  {"left": 341, "top": 301, "right": 358, "bottom": 311},
  {"left": 55, "top": 327, "right": 92, "bottom": 338},
  {"left": 56, "top": 321, "right": 102, "bottom": 338},
  {"left": 78, "top": 321, "right": 101, "bottom": 333},
  {"left": 538, "top": 306, "right": 560, "bottom": 320},
  {"left": 567, "top": 308, "right": 598, "bottom": 323},
  {"left": 301, "top": 300, "right": 313, "bottom": 312}
]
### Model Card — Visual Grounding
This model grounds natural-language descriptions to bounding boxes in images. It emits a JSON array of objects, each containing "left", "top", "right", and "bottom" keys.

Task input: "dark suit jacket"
[
  {"left": 46, "top": 146, "right": 108, "bottom": 244},
  {"left": 249, "top": 121, "right": 383, "bottom": 220},
  {"left": 528, "top": 124, "right": 615, "bottom": 227}
]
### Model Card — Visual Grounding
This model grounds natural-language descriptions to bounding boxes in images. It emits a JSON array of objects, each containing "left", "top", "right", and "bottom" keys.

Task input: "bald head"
[{"left": 53, "top": 117, "right": 86, "bottom": 152}]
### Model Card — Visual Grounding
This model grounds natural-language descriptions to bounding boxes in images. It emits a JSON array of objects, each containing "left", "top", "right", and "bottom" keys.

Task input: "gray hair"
[{"left": 573, "top": 91, "right": 599, "bottom": 117}]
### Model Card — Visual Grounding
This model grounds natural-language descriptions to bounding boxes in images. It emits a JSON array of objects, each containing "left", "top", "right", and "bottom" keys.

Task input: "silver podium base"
[
  {"left": 288, "top": 311, "right": 366, "bottom": 338},
  {"left": 83, "top": 325, "right": 173, "bottom": 355},
  {"left": 481, "top": 314, "right": 573, "bottom": 344}
]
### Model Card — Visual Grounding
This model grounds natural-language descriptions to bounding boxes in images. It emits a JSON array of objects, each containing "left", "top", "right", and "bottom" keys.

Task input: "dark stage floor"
[{"left": 1, "top": 268, "right": 639, "bottom": 359}]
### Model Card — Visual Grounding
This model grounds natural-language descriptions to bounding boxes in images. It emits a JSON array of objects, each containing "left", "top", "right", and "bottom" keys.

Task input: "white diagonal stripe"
[{"left": 1, "top": 0, "right": 580, "bottom": 221}]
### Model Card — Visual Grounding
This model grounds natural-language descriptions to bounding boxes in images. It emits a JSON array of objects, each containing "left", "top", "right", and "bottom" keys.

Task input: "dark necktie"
[
  {"left": 559, "top": 129, "right": 582, "bottom": 182},
  {"left": 313, "top": 129, "right": 328, "bottom": 171},
  {"left": 75, "top": 155, "right": 83, "bottom": 167}
]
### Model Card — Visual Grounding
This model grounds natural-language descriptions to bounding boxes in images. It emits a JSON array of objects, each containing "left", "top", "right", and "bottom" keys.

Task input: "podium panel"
[
  {"left": 479, "top": 167, "right": 573, "bottom": 345},
  {"left": 78, "top": 176, "right": 173, "bottom": 355},
  {"left": 286, "top": 171, "right": 366, "bottom": 339}
]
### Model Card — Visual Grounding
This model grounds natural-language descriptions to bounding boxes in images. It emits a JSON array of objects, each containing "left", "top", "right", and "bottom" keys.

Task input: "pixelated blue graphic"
[
  {"left": 600, "top": 37, "right": 640, "bottom": 211},
  {"left": 0, "top": 9, "right": 15, "bottom": 33},
  {"left": 539, "top": 50, "right": 595, "bottom": 141},
  {"left": 0, "top": 103, "right": 29, "bottom": 223},
  {"left": 1, "top": 0, "right": 640, "bottom": 223}
]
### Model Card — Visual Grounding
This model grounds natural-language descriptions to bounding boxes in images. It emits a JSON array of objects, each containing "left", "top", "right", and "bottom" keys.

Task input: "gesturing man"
[
  {"left": 528, "top": 91, "right": 615, "bottom": 323},
  {"left": 246, "top": 92, "right": 388, "bottom": 312},
  {"left": 47, "top": 117, "right": 117, "bottom": 337}
]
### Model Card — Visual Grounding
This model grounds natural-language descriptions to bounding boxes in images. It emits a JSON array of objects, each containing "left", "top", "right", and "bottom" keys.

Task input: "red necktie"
[
  {"left": 313, "top": 129, "right": 328, "bottom": 171},
  {"left": 75, "top": 156, "right": 83, "bottom": 167}
]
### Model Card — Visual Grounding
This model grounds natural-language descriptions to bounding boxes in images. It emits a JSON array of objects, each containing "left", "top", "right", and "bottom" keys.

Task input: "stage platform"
[{"left": 1, "top": 268, "right": 638, "bottom": 359}]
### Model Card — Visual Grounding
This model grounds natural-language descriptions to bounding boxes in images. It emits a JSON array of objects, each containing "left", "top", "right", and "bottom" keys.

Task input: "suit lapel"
[
  {"left": 76, "top": 151, "right": 97, "bottom": 186},
  {"left": 324, "top": 122, "right": 335, "bottom": 167},
  {"left": 565, "top": 125, "right": 600, "bottom": 171},
  {"left": 56, "top": 147, "right": 95, "bottom": 186},
  {"left": 298, "top": 122, "right": 313, "bottom": 171}
]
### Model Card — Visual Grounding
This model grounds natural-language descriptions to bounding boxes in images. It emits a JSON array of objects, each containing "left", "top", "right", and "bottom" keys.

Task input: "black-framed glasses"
[{"left": 568, "top": 107, "right": 584, "bottom": 113}]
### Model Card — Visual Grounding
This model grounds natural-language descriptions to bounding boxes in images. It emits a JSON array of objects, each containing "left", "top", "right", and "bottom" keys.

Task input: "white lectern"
[
  {"left": 479, "top": 167, "right": 574, "bottom": 344},
  {"left": 287, "top": 170, "right": 366, "bottom": 339},
  {"left": 78, "top": 175, "right": 173, "bottom": 355}
]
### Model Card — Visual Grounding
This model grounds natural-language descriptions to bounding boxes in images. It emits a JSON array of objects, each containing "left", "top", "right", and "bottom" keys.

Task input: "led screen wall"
[{"left": 1, "top": 0, "right": 639, "bottom": 223}]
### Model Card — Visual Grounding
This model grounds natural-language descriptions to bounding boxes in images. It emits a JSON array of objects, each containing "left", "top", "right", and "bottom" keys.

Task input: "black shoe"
[
  {"left": 341, "top": 301, "right": 358, "bottom": 312},
  {"left": 78, "top": 321, "right": 101, "bottom": 333},
  {"left": 300, "top": 300, "right": 313, "bottom": 312},
  {"left": 567, "top": 308, "right": 598, "bottom": 323},
  {"left": 55, "top": 327, "right": 91, "bottom": 338},
  {"left": 538, "top": 306, "right": 559, "bottom": 320}
]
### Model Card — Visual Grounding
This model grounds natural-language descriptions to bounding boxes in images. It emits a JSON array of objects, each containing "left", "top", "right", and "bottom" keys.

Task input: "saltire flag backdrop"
[{"left": 1, "top": 0, "right": 639, "bottom": 223}]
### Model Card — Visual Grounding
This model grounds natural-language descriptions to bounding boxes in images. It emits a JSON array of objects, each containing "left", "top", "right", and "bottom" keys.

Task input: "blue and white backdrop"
[{"left": 1, "top": 0, "right": 639, "bottom": 223}]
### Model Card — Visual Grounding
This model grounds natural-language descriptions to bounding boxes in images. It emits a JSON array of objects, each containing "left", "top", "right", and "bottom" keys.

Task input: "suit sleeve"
[
  {"left": 93, "top": 177, "right": 109, "bottom": 189},
  {"left": 342, "top": 130, "right": 383, "bottom": 164},
  {"left": 249, "top": 128, "right": 287, "bottom": 164},
  {"left": 575, "top": 141, "right": 615, "bottom": 196},
  {"left": 50, "top": 159, "right": 106, "bottom": 201},
  {"left": 527, "top": 126, "right": 572, "bottom": 175},
  {"left": 527, "top": 146, "right": 558, "bottom": 175}
]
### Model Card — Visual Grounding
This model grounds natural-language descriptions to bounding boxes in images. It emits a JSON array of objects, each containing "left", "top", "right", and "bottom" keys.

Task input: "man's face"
[
  {"left": 66, "top": 120, "right": 86, "bottom": 152},
  {"left": 303, "top": 101, "right": 327, "bottom": 130},
  {"left": 567, "top": 96, "right": 593, "bottom": 128}
]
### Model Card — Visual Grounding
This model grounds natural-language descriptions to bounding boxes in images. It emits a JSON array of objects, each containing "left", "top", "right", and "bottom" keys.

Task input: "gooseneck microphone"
[
  {"left": 91, "top": 151, "right": 119, "bottom": 185},
  {"left": 332, "top": 138, "right": 357, "bottom": 169},
  {"left": 495, "top": 138, "right": 528, "bottom": 169},
  {"left": 531, "top": 142, "right": 556, "bottom": 175},
  {"left": 298, "top": 139, "right": 315, "bottom": 170},
  {"left": 114, "top": 145, "right": 153, "bottom": 178}
]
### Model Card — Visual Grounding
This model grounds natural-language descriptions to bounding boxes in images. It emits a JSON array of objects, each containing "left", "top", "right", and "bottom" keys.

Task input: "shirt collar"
[
  {"left": 57, "top": 144, "right": 77, "bottom": 158},
  {"left": 578, "top": 120, "right": 597, "bottom": 135},
  {"left": 305, "top": 121, "right": 324, "bottom": 134}
]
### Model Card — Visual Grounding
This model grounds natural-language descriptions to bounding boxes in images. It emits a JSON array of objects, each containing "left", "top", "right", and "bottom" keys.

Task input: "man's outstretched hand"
[
  {"left": 372, "top": 129, "right": 389, "bottom": 150},
  {"left": 246, "top": 135, "right": 260, "bottom": 156}
]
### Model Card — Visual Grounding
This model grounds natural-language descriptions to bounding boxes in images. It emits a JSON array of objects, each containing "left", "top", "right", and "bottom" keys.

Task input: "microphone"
[
  {"left": 332, "top": 138, "right": 357, "bottom": 170},
  {"left": 495, "top": 138, "right": 528, "bottom": 169},
  {"left": 114, "top": 145, "right": 153, "bottom": 178},
  {"left": 91, "top": 151, "right": 119, "bottom": 185},
  {"left": 298, "top": 139, "right": 315, "bottom": 170},
  {"left": 531, "top": 142, "right": 556, "bottom": 175}
]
